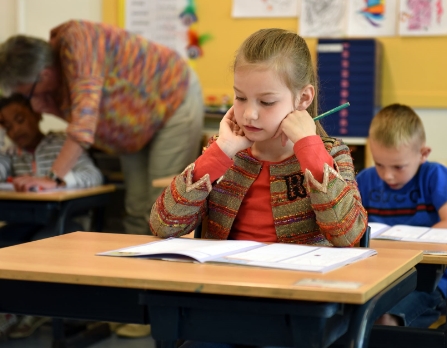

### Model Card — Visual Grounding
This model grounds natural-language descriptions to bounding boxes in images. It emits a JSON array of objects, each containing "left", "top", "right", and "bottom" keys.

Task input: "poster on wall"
[
  {"left": 398, "top": 0, "right": 447, "bottom": 36},
  {"left": 347, "top": 0, "right": 398, "bottom": 37},
  {"left": 232, "top": 0, "right": 300, "bottom": 18},
  {"left": 299, "top": 0, "right": 348, "bottom": 37},
  {"left": 125, "top": 0, "right": 189, "bottom": 57}
]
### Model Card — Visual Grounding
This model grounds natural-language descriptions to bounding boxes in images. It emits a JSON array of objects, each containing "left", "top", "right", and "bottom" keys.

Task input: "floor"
[{"left": 0, "top": 321, "right": 156, "bottom": 348}]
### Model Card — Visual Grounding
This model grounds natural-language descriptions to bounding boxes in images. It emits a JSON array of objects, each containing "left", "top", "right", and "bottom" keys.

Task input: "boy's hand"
[
  {"left": 216, "top": 106, "right": 253, "bottom": 158},
  {"left": 12, "top": 176, "right": 58, "bottom": 192},
  {"left": 273, "top": 110, "right": 316, "bottom": 146}
]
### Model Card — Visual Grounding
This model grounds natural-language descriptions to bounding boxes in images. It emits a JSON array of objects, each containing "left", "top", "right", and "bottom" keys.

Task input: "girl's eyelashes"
[{"left": 235, "top": 96, "right": 275, "bottom": 106}]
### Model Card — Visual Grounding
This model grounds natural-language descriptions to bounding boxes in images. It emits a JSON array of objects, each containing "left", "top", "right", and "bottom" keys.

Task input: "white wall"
[
  {"left": 414, "top": 109, "right": 447, "bottom": 165},
  {"left": 0, "top": 0, "right": 102, "bottom": 133}
]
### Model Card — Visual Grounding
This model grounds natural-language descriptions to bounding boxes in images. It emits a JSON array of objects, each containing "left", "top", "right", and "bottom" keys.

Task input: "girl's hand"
[
  {"left": 273, "top": 109, "right": 317, "bottom": 146},
  {"left": 216, "top": 106, "right": 253, "bottom": 158}
]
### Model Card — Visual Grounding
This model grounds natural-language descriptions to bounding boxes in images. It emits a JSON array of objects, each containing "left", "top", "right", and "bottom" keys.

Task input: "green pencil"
[{"left": 314, "top": 102, "right": 350, "bottom": 122}]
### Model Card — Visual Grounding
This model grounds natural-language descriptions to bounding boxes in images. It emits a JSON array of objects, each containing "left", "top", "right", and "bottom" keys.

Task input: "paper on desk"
[
  {"left": 372, "top": 223, "right": 447, "bottom": 244},
  {"left": 98, "top": 238, "right": 264, "bottom": 263},
  {"left": 0, "top": 182, "right": 14, "bottom": 191},
  {"left": 423, "top": 250, "right": 447, "bottom": 256},
  {"left": 374, "top": 224, "right": 430, "bottom": 240},
  {"left": 0, "top": 184, "right": 69, "bottom": 193},
  {"left": 416, "top": 229, "right": 447, "bottom": 243},
  {"left": 99, "top": 238, "right": 377, "bottom": 273},
  {"left": 215, "top": 243, "right": 377, "bottom": 273}
]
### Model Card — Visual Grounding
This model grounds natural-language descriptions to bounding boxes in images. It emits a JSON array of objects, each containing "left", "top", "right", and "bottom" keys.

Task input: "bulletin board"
[{"left": 102, "top": 0, "right": 447, "bottom": 108}]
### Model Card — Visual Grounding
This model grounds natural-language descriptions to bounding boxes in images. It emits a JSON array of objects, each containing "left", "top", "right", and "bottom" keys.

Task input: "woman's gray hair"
[{"left": 0, "top": 35, "right": 54, "bottom": 95}]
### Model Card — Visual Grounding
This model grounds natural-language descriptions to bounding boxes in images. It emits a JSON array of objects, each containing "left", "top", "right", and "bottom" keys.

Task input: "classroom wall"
[
  {"left": 103, "top": 0, "right": 447, "bottom": 165},
  {"left": 0, "top": 0, "right": 446, "bottom": 164}
]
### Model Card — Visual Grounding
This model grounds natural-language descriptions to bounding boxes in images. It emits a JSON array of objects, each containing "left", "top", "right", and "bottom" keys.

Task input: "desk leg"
[
  {"left": 54, "top": 193, "right": 111, "bottom": 236},
  {"left": 92, "top": 206, "right": 105, "bottom": 232},
  {"left": 332, "top": 268, "right": 417, "bottom": 348},
  {"left": 51, "top": 319, "right": 111, "bottom": 348},
  {"left": 52, "top": 318, "right": 65, "bottom": 344}
]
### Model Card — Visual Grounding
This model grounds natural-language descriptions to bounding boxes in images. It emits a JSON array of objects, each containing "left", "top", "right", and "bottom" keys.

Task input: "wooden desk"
[
  {"left": 369, "top": 239, "right": 447, "bottom": 348},
  {"left": 0, "top": 185, "right": 115, "bottom": 235},
  {"left": 152, "top": 176, "right": 175, "bottom": 188},
  {"left": 0, "top": 232, "right": 422, "bottom": 348},
  {"left": 0, "top": 184, "right": 116, "bottom": 201},
  {"left": 371, "top": 239, "right": 447, "bottom": 265}
]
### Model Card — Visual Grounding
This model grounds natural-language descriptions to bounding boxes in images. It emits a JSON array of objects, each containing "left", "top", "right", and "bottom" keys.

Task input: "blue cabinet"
[{"left": 317, "top": 39, "right": 381, "bottom": 137}]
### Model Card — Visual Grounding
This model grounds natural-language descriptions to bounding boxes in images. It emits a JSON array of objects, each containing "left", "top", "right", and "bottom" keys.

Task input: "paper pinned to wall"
[
  {"left": 232, "top": 0, "right": 300, "bottom": 18},
  {"left": 399, "top": 0, "right": 447, "bottom": 36},
  {"left": 125, "top": 0, "right": 189, "bottom": 57},
  {"left": 299, "top": 0, "right": 348, "bottom": 37},
  {"left": 347, "top": 0, "right": 398, "bottom": 37}
]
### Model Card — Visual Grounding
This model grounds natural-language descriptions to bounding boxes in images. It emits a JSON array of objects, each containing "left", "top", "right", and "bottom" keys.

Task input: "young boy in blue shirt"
[{"left": 357, "top": 103, "right": 446, "bottom": 327}]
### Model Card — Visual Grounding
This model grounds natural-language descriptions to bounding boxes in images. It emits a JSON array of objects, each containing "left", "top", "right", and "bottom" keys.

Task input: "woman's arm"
[
  {"left": 63, "top": 147, "right": 103, "bottom": 188},
  {"left": 51, "top": 21, "right": 105, "bottom": 175},
  {"left": 50, "top": 137, "right": 85, "bottom": 178}
]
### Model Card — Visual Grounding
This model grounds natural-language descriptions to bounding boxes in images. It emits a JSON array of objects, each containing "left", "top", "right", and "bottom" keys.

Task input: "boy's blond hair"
[{"left": 369, "top": 104, "right": 425, "bottom": 149}]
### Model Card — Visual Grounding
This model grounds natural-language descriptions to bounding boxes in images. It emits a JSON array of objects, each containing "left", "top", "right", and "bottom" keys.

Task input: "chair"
[{"left": 359, "top": 225, "right": 371, "bottom": 248}]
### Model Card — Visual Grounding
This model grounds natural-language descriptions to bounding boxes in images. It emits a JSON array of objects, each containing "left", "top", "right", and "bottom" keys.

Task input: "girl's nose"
[{"left": 244, "top": 107, "right": 258, "bottom": 121}]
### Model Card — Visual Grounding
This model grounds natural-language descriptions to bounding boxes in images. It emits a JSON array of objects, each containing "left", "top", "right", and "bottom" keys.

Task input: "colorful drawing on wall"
[
  {"left": 125, "top": 0, "right": 190, "bottom": 58},
  {"left": 399, "top": 0, "right": 447, "bottom": 35},
  {"left": 300, "top": 0, "right": 348, "bottom": 37},
  {"left": 232, "top": 0, "right": 299, "bottom": 18},
  {"left": 347, "top": 0, "right": 397, "bottom": 36},
  {"left": 186, "top": 29, "right": 212, "bottom": 59},
  {"left": 125, "top": 0, "right": 210, "bottom": 60},
  {"left": 179, "top": 0, "right": 212, "bottom": 60},
  {"left": 179, "top": 0, "right": 198, "bottom": 26}
]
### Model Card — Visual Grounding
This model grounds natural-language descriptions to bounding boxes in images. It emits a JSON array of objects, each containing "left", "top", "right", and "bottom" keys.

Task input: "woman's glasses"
[{"left": 27, "top": 79, "right": 38, "bottom": 101}]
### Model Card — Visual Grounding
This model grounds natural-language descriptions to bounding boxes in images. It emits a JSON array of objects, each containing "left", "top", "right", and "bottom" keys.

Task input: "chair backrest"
[
  {"left": 194, "top": 223, "right": 202, "bottom": 238},
  {"left": 359, "top": 225, "right": 371, "bottom": 248}
]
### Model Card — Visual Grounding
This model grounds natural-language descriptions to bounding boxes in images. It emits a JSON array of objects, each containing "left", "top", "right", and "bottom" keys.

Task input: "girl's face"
[{"left": 233, "top": 66, "right": 295, "bottom": 143}]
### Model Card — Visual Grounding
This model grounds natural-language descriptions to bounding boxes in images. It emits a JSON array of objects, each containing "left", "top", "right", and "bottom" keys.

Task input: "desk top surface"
[
  {"left": 0, "top": 184, "right": 115, "bottom": 201},
  {"left": 0, "top": 232, "right": 422, "bottom": 304},
  {"left": 370, "top": 239, "right": 447, "bottom": 265}
]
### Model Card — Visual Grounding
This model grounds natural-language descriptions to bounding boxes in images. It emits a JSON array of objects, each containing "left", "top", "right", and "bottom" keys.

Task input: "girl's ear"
[{"left": 295, "top": 84, "right": 315, "bottom": 111}]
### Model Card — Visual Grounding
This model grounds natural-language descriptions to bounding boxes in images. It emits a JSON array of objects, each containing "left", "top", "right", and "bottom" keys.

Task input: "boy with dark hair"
[
  {"left": 0, "top": 94, "right": 102, "bottom": 191},
  {"left": 0, "top": 93, "right": 103, "bottom": 339}
]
